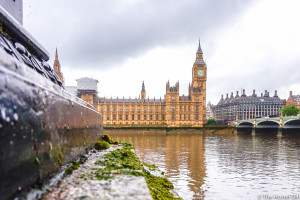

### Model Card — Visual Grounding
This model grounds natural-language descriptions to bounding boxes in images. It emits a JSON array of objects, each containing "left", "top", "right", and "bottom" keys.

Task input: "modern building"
[
  {"left": 286, "top": 91, "right": 300, "bottom": 108},
  {"left": 214, "top": 89, "right": 283, "bottom": 123},
  {"left": 53, "top": 48, "right": 64, "bottom": 85},
  {"left": 98, "top": 41, "right": 207, "bottom": 127}
]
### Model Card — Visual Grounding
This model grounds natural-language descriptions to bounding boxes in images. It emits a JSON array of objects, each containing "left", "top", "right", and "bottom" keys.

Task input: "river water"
[{"left": 109, "top": 130, "right": 300, "bottom": 200}]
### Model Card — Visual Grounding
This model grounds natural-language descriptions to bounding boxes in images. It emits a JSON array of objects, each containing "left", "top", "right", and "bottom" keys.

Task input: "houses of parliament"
[{"left": 63, "top": 41, "right": 207, "bottom": 127}]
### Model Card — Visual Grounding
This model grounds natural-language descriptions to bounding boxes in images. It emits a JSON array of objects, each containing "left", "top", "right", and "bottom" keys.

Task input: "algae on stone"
[{"left": 85, "top": 141, "right": 181, "bottom": 200}]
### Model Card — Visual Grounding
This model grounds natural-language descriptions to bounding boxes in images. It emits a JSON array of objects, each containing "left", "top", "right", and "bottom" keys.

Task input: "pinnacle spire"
[
  {"left": 55, "top": 47, "right": 58, "bottom": 60},
  {"left": 197, "top": 38, "right": 203, "bottom": 54},
  {"left": 141, "top": 81, "right": 146, "bottom": 92}
]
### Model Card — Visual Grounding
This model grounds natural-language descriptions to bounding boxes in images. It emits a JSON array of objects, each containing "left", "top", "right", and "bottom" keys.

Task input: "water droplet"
[
  {"left": 81, "top": 112, "right": 83, "bottom": 116},
  {"left": 0, "top": 124, "right": 2, "bottom": 128},
  {"left": 10, "top": 140, "right": 13, "bottom": 145},
  {"left": 18, "top": 186, "right": 21, "bottom": 190},
  {"left": 13, "top": 113, "right": 18, "bottom": 121},
  {"left": 1, "top": 108, "right": 6, "bottom": 120}
]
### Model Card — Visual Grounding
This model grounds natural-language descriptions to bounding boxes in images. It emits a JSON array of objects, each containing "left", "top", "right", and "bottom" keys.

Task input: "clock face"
[{"left": 198, "top": 70, "right": 204, "bottom": 77}]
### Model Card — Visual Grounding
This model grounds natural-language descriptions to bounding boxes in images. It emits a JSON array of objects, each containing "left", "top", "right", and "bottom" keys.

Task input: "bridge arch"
[
  {"left": 238, "top": 122, "right": 253, "bottom": 128},
  {"left": 283, "top": 119, "right": 300, "bottom": 129},
  {"left": 256, "top": 120, "right": 279, "bottom": 128}
]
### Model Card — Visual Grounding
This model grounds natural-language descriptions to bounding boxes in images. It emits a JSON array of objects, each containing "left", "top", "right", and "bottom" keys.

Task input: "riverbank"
[
  {"left": 104, "top": 125, "right": 235, "bottom": 135},
  {"left": 25, "top": 136, "right": 181, "bottom": 200}
]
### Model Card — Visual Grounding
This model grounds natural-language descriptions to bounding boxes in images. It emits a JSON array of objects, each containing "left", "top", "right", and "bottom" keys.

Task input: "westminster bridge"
[{"left": 237, "top": 116, "right": 300, "bottom": 136}]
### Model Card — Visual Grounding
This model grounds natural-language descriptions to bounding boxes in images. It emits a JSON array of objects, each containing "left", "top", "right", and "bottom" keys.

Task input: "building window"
[
  {"left": 138, "top": 106, "right": 140, "bottom": 111},
  {"left": 172, "top": 96, "right": 175, "bottom": 101},
  {"left": 119, "top": 106, "right": 122, "bottom": 112},
  {"left": 162, "top": 107, "right": 165, "bottom": 112},
  {"left": 184, "top": 106, "right": 186, "bottom": 112},
  {"left": 144, "top": 106, "right": 147, "bottom": 112},
  {"left": 188, "top": 106, "right": 190, "bottom": 111},
  {"left": 101, "top": 106, "right": 103, "bottom": 112},
  {"left": 119, "top": 115, "right": 122, "bottom": 120},
  {"left": 144, "top": 115, "right": 147, "bottom": 120},
  {"left": 125, "top": 106, "right": 128, "bottom": 112},
  {"left": 150, "top": 115, "right": 153, "bottom": 120},
  {"left": 195, "top": 114, "right": 199, "bottom": 120},
  {"left": 162, "top": 115, "right": 165, "bottom": 120},
  {"left": 132, "top": 114, "right": 134, "bottom": 120},
  {"left": 113, "top": 106, "right": 116, "bottom": 112},
  {"left": 113, "top": 115, "right": 116, "bottom": 120},
  {"left": 150, "top": 106, "right": 153, "bottom": 112},
  {"left": 196, "top": 96, "right": 199, "bottom": 101},
  {"left": 138, "top": 115, "right": 140, "bottom": 120},
  {"left": 156, "top": 115, "right": 159, "bottom": 120},
  {"left": 188, "top": 115, "right": 190, "bottom": 120},
  {"left": 195, "top": 105, "right": 199, "bottom": 112},
  {"left": 85, "top": 94, "right": 88, "bottom": 98},
  {"left": 180, "top": 106, "right": 182, "bottom": 112},
  {"left": 107, "top": 115, "right": 110, "bottom": 120},
  {"left": 107, "top": 106, "right": 110, "bottom": 112},
  {"left": 131, "top": 106, "right": 134, "bottom": 112},
  {"left": 171, "top": 115, "right": 175, "bottom": 121},
  {"left": 171, "top": 105, "right": 175, "bottom": 112},
  {"left": 180, "top": 115, "right": 182, "bottom": 120},
  {"left": 126, "top": 115, "right": 128, "bottom": 120},
  {"left": 156, "top": 106, "right": 159, "bottom": 112},
  {"left": 184, "top": 115, "right": 186, "bottom": 120}
]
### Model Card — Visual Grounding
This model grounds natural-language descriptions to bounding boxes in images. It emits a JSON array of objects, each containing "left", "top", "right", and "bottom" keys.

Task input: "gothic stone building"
[
  {"left": 215, "top": 89, "right": 283, "bottom": 123},
  {"left": 98, "top": 41, "right": 207, "bottom": 127}
]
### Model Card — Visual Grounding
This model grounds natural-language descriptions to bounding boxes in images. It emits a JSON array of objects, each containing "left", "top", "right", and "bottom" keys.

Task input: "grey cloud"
[{"left": 25, "top": 0, "right": 256, "bottom": 69}]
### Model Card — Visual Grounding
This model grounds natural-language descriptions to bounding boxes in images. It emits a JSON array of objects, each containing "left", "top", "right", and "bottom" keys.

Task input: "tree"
[
  {"left": 207, "top": 119, "right": 217, "bottom": 125},
  {"left": 280, "top": 104, "right": 300, "bottom": 116}
]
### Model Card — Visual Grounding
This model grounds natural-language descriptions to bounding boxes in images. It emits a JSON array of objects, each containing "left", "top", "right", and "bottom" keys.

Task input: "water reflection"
[{"left": 109, "top": 130, "right": 300, "bottom": 200}]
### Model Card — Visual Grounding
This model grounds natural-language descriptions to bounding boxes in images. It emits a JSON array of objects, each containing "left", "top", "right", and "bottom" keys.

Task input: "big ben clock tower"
[{"left": 190, "top": 40, "right": 207, "bottom": 125}]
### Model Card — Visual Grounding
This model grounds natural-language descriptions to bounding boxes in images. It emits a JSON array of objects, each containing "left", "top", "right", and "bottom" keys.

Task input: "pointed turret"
[
  {"left": 141, "top": 81, "right": 146, "bottom": 100},
  {"left": 197, "top": 38, "right": 203, "bottom": 54},
  {"left": 55, "top": 47, "right": 58, "bottom": 60},
  {"left": 53, "top": 48, "right": 64, "bottom": 85}
]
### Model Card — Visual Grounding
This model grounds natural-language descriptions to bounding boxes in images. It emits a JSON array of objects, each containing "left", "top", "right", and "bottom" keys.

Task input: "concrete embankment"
[
  {"left": 26, "top": 135, "right": 181, "bottom": 200},
  {"left": 43, "top": 144, "right": 152, "bottom": 200}
]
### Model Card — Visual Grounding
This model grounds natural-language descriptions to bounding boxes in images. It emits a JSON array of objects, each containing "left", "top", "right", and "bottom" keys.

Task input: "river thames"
[{"left": 108, "top": 129, "right": 300, "bottom": 200}]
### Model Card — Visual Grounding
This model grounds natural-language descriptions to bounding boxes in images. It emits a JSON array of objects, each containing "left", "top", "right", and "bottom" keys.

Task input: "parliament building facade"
[{"left": 98, "top": 42, "right": 207, "bottom": 127}]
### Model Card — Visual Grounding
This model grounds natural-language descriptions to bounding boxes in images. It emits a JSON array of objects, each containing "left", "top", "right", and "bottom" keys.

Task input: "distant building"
[
  {"left": 206, "top": 101, "right": 215, "bottom": 120},
  {"left": 53, "top": 48, "right": 64, "bottom": 85},
  {"left": 66, "top": 77, "right": 99, "bottom": 108},
  {"left": 98, "top": 41, "right": 207, "bottom": 127},
  {"left": 286, "top": 91, "right": 300, "bottom": 108},
  {"left": 214, "top": 89, "right": 283, "bottom": 123}
]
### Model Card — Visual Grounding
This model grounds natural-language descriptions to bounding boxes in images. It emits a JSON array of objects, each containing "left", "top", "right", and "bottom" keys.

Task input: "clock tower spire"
[{"left": 192, "top": 40, "right": 206, "bottom": 89}]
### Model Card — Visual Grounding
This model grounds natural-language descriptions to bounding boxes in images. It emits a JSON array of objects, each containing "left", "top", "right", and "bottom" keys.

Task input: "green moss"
[
  {"left": 58, "top": 152, "right": 63, "bottom": 165},
  {"left": 64, "top": 160, "right": 80, "bottom": 176},
  {"left": 101, "top": 134, "right": 114, "bottom": 144},
  {"left": 35, "top": 157, "right": 40, "bottom": 165},
  {"left": 113, "top": 140, "right": 119, "bottom": 145},
  {"left": 95, "top": 140, "right": 110, "bottom": 150},
  {"left": 85, "top": 140, "right": 181, "bottom": 199},
  {"left": 143, "top": 169, "right": 180, "bottom": 200}
]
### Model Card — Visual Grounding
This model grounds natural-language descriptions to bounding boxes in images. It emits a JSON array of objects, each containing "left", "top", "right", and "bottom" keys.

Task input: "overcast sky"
[{"left": 23, "top": 0, "right": 300, "bottom": 104}]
